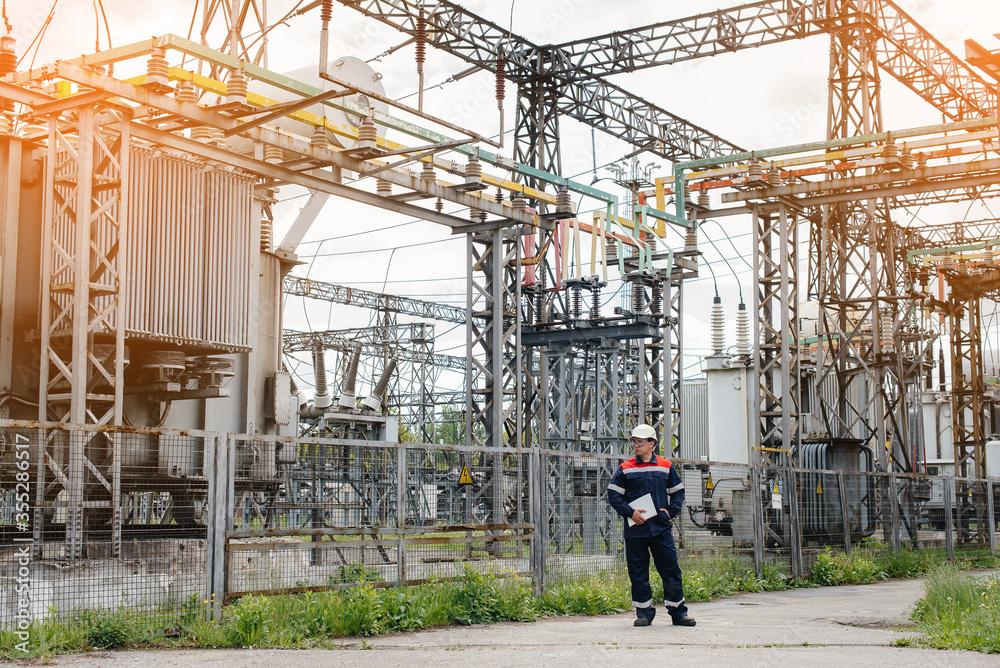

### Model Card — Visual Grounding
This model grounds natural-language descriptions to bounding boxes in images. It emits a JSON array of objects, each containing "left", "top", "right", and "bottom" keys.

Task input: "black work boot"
[{"left": 672, "top": 615, "right": 696, "bottom": 627}]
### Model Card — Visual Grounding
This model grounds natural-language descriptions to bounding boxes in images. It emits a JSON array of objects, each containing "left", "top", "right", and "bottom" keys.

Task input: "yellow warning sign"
[
  {"left": 772, "top": 480, "right": 780, "bottom": 494},
  {"left": 817, "top": 482, "right": 823, "bottom": 494},
  {"left": 458, "top": 465, "right": 474, "bottom": 486},
  {"left": 706, "top": 475, "right": 714, "bottom": 491}
]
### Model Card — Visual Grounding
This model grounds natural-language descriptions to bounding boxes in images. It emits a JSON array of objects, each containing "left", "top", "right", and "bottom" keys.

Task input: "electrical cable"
[
  {"left": 96, "top": 0, "right": 112, "bottom": 51},
  {"left": 700, "top": 220, "right": 744, "bottom": 302},
  {"left": 1, "top": 0, "right": 10, "bottom": 34},
  {"left": 301, "top": 235, "right": 460, "bottom": 258},
  {"left": 16, "top": 0, "right": 59, "bottom": 69},
  {"left": 93, "top": 0, "right": 101, "bottom": 52},
  {"left": 297, "top": 219, "right": 423, "bottom": 244}
]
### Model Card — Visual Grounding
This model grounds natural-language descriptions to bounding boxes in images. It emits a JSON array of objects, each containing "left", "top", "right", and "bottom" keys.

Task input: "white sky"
[{"left": 9, "top": 0, "right": 1000, "bottom": 394}]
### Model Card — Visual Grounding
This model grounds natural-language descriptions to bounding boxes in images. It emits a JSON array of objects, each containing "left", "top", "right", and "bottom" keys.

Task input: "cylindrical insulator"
[
  {"left": 736, "top": 302, "right": 750, "bottom": 356},
  {"left": 684, "top": 228, "right": 698, "bottom": 253},
  {"left": 591, "top": 286, "right": 601, "bottom": 320},
  {"left": 711, "top": 296, "right": 725, "bottom": 355},
  {"left": 175, "top": 80, "right": 197, "bottom": 104},
  {"left": 632, "top": 278, "right": 645, "bottom": 314},
  {"left": 984, "top": 247, "right": 994, "bottom": 266},
  {"left": 900, "top": 146, "right": 916, "bottom": 170},
  {"left": 320, "top": 0, "right": 333, "bottom": 23},
  {"left": 312, "top": 124, "right": 329, "bottom": 149},
  {"left": 284, "top": 364, "right": 299, "bottom": 396},
  {"left": 495, "top": 187, "right": 504, "bottom": 205},
  {"left": 581, "top": 389, "right": 592, "bottom": 426},
  {"left": 606, "top": 235, "right": 617, "bottom": 260},
  {"left": 362, "top": 356, "right": 398, "bottom": 413},
  {"left": 226, "top": 69, "right": 248, "bottom": 106},
  {"left": 880, "top": 310, "right": 894, "bottom": 352},
  {"left": 942, "top": 254, "right": 953, "bottom": 270},
  {"left": 211, "top": 127, "right": 226, "bottom": 147},
  {"left": 260, "top": 215, "right": 272, "bottom": 252},
  {"left": 0, "top": 35, "right": 13, "bottom": 115},
  {"left": 344, "top": 343, "right": 362, "bottom": 395},
  {"left": 882, "top": 137, "right": 900, "bottom": 161},
  {"left": 0, "top": 34, "right": 16, "bottom": 113},
  {"left": 264, "top": 145, "right": 283, "bottom": 164},
  {"left": 512, "top": 194, "right": 527, "bottom": 213},
  {"left": 0, "top": 35, "right": 16, "bottom": 75},
  {"left": 535, "top": 271, "right": 546, "bottom": 322},
  {"left": 957, "top": 259, "right": 967, "bottom": 275},
  {"left": 0, "top": 114, "right": 10, "bottom": 136},
  {"left": 766, "top": 163, "right": 782, "bottom": 187},
  {"left": 747, "top": 158, "right": 764, "bottom": 181},
  {"left": 376, "top": 179, "right": 392, "bottom": 197},
  {"left": 338, "top": 343, "right": 362, "bottom": 409},
  {"left": 190, "top": 126, "right": 213, "bottom": 143},
  {"left": 434, "top": 198, "right": 443, "bottom": 213},
  {"left": 358, "top": 114, "right": 378, "bottom": 149},
  {"left": 495, "top": 54, "right": 506, "bottom": 104},
  {"left": 698, "top": 188, "right": 710, "bottom": 209},
  {"left": 375, "top": 357, "right": 398, "bottom": 397},
  {"left": 421, "top": 161, "right": 436, "bottom": 182},
  {"left": 571, "top": 286, "right": 582, "bottom": 319},
  {"left": 147, "top": 48, "right": 169, "bottom": 87},
  {"left": 556, "top": 186, "right": 573, "bottom": 215},
  {"left": 415, "top": 11, "right": 427, "bottom": 73},
  {"left": 465, "top": 154, "right": 483, "bottom": 184},
  {"left": 313, "top": 343, "right": 331, "bottom": 408},
  {"left": 650, "top": 280, "right": 663, "bottom": 314}
]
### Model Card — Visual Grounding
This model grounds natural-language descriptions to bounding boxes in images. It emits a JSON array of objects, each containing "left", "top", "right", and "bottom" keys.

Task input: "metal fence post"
[
  {"left": 205, "top": 432, "right": 229, "bottom": 621},
  {"left": 786, "top": 467, "right": 803, "bottom": 578},
  {"left": 397, "top": 443, "right": 406, "bottom": 586},
  {"left": 529, "top": 447, "right": 545, "bottom": 595},
  {"left": 750, "top": 464, "right": 765, "bottom": 576},
  {"left": 986, "top": 479, "right": 997, "bottom": 557},
  {"left": 837, "top": 471, "right": 851, "bottom": 557},
  {"left": 889, "top": 474, "right": 901, "bottom": 553},
  {"left": 943, "top": 476, "right": 955, "bottom": 561}
]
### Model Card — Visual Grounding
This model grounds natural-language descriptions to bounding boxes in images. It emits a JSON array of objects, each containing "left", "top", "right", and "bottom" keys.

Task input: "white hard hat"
[{"left": 630, "top": 424, "right": 657, "bottom": 440}]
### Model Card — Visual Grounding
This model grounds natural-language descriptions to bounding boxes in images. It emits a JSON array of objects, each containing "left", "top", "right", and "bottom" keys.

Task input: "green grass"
[
  {"left": 908, "top": 566, "right": 1000, "bottom": 653},
  {"left": 804, "top": 539, "right": 992, "bottom": 587},
  {"left": 3, "top": 548, "right": 995, "bottom": 659}
]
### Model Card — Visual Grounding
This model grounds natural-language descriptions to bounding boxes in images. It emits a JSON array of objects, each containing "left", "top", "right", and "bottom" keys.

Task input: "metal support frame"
[
  {"left": 665, "top": 269, "right": 684, "bottom": 456},
  {"left": 950, "top": 297, "right": 987, "bottom": 480},
  {"left": 752, "top": 203, "right": 800, "bottom": 467},
  {"left": 593, "top": 345, "right": 624, "bottom": 455},
  {"left": 0, "top": 138, "right": 21, "bottom": 407},
  {"left": 466, "top": 227, "right": 522, "bottom": 451},
  {"left": 36, "top": 107, "right": 129, "bottom": 560}
]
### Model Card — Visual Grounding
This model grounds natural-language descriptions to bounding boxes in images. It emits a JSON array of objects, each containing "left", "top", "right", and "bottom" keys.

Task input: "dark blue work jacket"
[{"left": 607, "top": 455, "right": 685, "bottom": 538}]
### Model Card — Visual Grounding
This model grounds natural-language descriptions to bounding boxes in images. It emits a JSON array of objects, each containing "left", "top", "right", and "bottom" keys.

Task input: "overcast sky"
[{"left": 9, "top": 0, "right": 1000, "bottom": 393}]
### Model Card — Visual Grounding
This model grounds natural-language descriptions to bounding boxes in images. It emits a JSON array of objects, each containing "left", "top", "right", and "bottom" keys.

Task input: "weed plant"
[
  {"left": 909, "top": 566, "right": 1000, "bottom": 653},
  {"left": 3, "top": 549, "right": 993, "bottom": 659}
]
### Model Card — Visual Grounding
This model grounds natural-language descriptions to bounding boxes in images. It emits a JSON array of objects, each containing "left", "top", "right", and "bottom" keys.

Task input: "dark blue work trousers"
[{"left": 625, "top": 530, "right": 687, "bottom": 620}]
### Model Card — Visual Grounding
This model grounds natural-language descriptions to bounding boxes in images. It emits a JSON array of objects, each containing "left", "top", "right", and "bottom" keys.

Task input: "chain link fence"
[{"left": 2, "top": 418, "right": 998, "bottom": 628}]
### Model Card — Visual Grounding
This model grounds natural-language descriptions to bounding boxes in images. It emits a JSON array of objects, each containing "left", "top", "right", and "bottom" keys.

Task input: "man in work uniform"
[{"left": 606, "top": 424, "right": 695, "bottom": 627}]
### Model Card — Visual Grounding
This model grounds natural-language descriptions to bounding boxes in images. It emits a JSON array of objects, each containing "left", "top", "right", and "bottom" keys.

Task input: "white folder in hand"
[{"left": 627, "top": 493, "right": 657, "bottom": 527}]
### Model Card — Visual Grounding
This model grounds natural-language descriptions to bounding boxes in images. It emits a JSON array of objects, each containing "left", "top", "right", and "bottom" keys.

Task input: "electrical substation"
[{"left": 2, "top": 0, "right": 1000, "bottom": 623}]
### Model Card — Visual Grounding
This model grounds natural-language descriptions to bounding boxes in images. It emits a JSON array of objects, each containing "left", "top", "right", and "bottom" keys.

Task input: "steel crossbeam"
[{"left": 283, "top": 275, "right": 471, "bottom": 325}]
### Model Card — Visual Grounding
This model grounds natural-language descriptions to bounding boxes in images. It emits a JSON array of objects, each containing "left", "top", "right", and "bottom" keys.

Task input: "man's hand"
[
  {"left": 660, "top": 508, "right": 670, "bottom": 520},
  {"left": 631, "top": 509, "right": 647, "bottom": 525}
]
